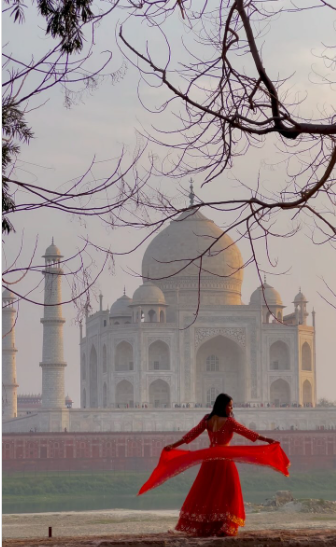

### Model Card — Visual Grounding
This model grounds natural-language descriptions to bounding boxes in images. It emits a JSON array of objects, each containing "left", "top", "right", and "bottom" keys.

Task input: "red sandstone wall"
[{"left": 3, "top": 430, "right": 336, "bottom": 473}]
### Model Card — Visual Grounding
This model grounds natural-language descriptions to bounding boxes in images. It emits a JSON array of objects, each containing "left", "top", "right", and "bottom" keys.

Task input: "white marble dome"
[
  {"left": 294, "top": 290, "right": 307, "bottom": 303},
  {"left": 132, "top": 281, "right": 166, "bottom": 306},
  {"left": 250, "top": 282, "right": 283, "bottom": 306},
  {"left": 142, "top": 210, "right": 244, "bottom": 302},
  {"left": 43, "top": 238, "right": 62, "bottom": 258},
  {"left": 109, "top": 293, "right": 132, "bottom": 317}
]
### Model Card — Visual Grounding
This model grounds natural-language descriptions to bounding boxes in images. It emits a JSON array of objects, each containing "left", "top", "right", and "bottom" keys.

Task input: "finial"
[
  {"left": 299, "top": 286, "right": 302, "bottom": 293},
  {"left": 52, "top": 236, "right": 54, "bottom": 245},
  {"left": 123, "top": 286, "right": 126, "bottom": 296},
  {"left": 189, "top": 178, "right": 194, "bottom": 207},
  {"left": 263, "top": 274, "right": 266, "bottom": 284}
]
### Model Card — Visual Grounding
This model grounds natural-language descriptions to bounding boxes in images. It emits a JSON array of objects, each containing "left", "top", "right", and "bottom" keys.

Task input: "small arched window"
[
  {"left": 270, "top": 341, "right": 289, "bottom": 370},
  {"left": 206, "top": 355, "right": 219, "bottom": 372},
  {"left": 102, "top": 345, "right": 107, "bottom": 373},
  {"left": 148, "top": 309, "right": 156, "bottom": 323},
  {"left": 115, "top": 341, "right": 134, "bottom": 371},
  {"left": 81, "top": 355, "right": 86, "bottom": 380},
  {"left": 103, "top": 383, "right": 108, "bottom": 408},
  {"left": 302, "top": 343, "right": 312, "bottom": 371},
  {"left": 148, "top": 341, "right": 170, "bottom": 370}
]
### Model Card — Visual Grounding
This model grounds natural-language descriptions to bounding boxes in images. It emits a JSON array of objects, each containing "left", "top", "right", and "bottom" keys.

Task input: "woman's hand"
[
  {"left": 164, "top": 439, "right": 185, "bottom": 451},
  {"left": 258, "top": 435, "right": 277, "bottom": 444},
  {"left": 264, "top": 437, "right": 276, "bottom": 444}
]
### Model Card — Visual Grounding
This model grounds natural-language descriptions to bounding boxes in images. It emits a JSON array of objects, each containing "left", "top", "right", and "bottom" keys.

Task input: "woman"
[{"left": 164, "top": 394, "right": 276, "bottom": 537}]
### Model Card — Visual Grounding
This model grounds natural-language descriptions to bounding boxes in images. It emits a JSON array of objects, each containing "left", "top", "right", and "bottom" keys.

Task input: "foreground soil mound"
[
  {"left": 3, "top": 529, "right": 336, "bottom": 547},
  {"left": 246, "top": 491, "right": 336, "bottom": 514}
]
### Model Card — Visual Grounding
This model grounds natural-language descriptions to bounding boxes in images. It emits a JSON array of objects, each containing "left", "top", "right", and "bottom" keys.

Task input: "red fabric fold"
[{"left": 138, "top": 442, "right": 290, "bottom": 496}]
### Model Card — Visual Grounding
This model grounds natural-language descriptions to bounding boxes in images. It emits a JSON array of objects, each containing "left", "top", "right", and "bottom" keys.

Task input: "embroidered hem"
[
  {"left": 179, "top": 509, "right": 245, "bottom": 527},
  {"left": 176, "top": 516, "right": 240, "bottom": 537}
]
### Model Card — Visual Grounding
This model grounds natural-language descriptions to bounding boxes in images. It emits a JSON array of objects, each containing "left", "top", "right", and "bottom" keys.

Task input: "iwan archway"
[{"left": 196, "top": 335, "right": 246, "bottom": 405}]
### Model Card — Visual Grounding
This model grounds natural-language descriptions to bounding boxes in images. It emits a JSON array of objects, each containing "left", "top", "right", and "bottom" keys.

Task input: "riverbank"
[
  {"left": 3, "top": 469, "right": 336, "bottom": 514},
  {"left": 2, "top": 510, "right": 336, "bottom": 546}
]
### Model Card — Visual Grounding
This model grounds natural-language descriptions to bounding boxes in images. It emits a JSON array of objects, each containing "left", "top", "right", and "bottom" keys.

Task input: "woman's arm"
[
  {"left": 164, "top": 416, "right": 208, "bottom": 451},
  {"left": 231, "top": 418, "right": 276, "bottom": 443}
]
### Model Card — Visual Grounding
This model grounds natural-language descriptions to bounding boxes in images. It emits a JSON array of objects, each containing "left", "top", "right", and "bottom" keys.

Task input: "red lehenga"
[{"left": 138, "top": 416, "right": 290, "bottom": 537}]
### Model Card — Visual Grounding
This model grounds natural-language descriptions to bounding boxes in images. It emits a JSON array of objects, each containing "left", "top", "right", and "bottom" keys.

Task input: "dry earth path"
[{"left": 2, "top": 509, "right": 336, "bottom": 546}]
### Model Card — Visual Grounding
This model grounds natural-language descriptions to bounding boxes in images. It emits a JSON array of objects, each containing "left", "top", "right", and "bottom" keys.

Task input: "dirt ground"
[{"left": 3, "top": 509, "right": 336, "bottom": 540}]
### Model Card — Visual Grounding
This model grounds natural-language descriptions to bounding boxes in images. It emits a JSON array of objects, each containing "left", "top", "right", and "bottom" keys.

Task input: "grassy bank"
[{"left": 3, "top": 469, "right": 336, "bottom": 514}]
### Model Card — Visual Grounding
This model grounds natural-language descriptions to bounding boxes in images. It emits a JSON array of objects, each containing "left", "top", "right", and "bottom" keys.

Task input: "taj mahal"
[{"left": 3, "top": 190, "right": 336, "bottom": 433}]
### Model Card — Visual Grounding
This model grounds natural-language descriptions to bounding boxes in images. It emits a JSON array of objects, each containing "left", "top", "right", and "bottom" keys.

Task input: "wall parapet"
[{"left": 3, "top": 430, "right": 336, "bottom": 473}]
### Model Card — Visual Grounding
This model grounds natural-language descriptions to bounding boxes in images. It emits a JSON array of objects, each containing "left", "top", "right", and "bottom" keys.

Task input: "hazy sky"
[{"left": 2, "top": 2, "right": 336, "bottom": 405}]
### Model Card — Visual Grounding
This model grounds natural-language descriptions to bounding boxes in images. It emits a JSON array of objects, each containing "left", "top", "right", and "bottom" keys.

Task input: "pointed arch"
[
  {"left": 302, "top": 342, "right": 312, "bottom": 371},
  {"left": 81, "top": 354, "right": 86, "bottom": 380},
  {"left": 148, "top": 340, "right": 170, "bottom": 370},
  {"left": 270, "top": 379, "right": 290, "bottom": 407},
  {"left": 102, "top": 344, "right": 107, "bottom": 373},
  {"left": 196, "top": 335, "right": 245, "bottom": 404},
  {"left": 103, "top": 382, "right": 108, "bottom": 408},
  {"left": 149, "top": 379, "right": 170, "bottom": 408},
  {"left": 115, "top": 380, "right": 134, "bottom": 408},
  {"left": 115, "top": 341, "right": 134, "bottom": 371},
  {"left": 270, "top": 341, "right": 290, "bottom": 370},
  {"left": 148, "top": 309, "right": 156, "bottom": 323},
  {"left": 89, "top": 345, "right": 98, "bottom": 408},
  {"left": 303, "top": 379, "right": 313, "bottom": 406}
]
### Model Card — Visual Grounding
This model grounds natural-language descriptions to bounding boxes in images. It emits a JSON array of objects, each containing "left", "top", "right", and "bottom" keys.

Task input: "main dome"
[{"left": 142, "top": 209, "right": 244, "bottom": 304}]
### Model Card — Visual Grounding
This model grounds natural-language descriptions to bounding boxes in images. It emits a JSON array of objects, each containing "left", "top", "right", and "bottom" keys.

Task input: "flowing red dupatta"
[{"left": 138, "top": 442, "right": 290, "bottom": 495}]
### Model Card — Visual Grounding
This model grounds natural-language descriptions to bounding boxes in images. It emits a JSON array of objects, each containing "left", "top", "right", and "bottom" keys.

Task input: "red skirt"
[
  {"left": 175, "top": 459, "right": 244, "bottom": 536},
  {"left": 138, "top": 444, "right": 289, "bottom": 537}
]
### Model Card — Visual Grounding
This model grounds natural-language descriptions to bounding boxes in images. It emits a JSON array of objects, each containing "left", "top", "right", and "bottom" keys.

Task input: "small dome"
[
  {"left": 250, "top": 282, "right": 283, "bottom": 307},
  {"left": 43, "top": 238, "right": 63, "bottom": 258},
  {"left": 2, "top": 288, "right": 15, "bottom": 300},
  {"left": 131, "top": 281, "right": 166, "bottom": 306},
  {"left": 109, "top": 293, "right": 132, "bottom": 317},
  {"left": 294, "top": 290, "right": 307, "bottom": 304}
]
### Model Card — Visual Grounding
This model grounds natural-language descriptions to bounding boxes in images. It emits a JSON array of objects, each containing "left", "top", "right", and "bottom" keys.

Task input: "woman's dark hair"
[{"left": 207, "top": 393, "right": 233, "bottom": 419}]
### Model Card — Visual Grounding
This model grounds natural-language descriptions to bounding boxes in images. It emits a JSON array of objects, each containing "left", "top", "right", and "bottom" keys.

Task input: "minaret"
[
  {"left": 40, "top": 239, "right": 66, "bottom": 408},
  {"left": 2, "top": 289, "right": 19, "bottom": 418}
]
